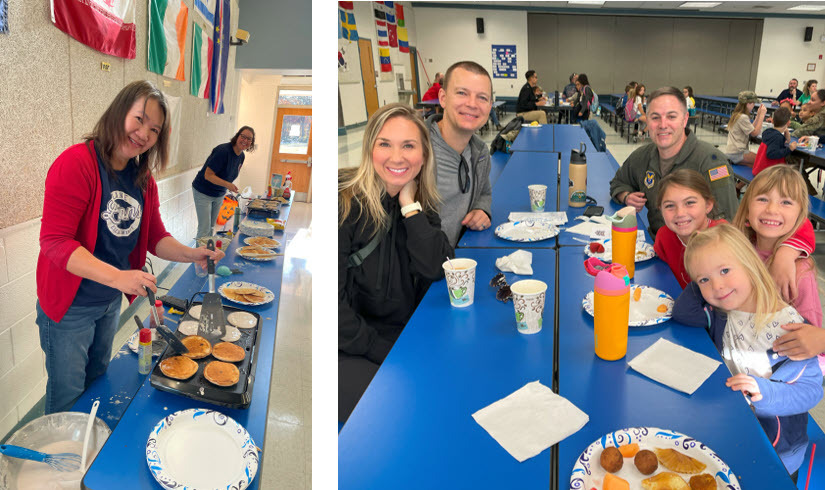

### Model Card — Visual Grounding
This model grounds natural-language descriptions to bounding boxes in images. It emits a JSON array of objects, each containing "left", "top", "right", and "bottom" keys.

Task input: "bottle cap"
[
  {"left": 607, "top": 206, "right": 637, "bottom": 230},
  {"left": 139, "top": 328, "right": 152, "bottom": 343},
  {"left": 155, "top": 300, "right": 162, "bottom": 308},
  {"left": 216, "top": 240, "right": 222, "bottom": 249}
]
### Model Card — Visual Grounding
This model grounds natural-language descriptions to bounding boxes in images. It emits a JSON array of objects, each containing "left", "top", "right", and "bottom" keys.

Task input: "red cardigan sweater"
[{"left": 37, "top": 142, "right": 171, "bottom": 322}]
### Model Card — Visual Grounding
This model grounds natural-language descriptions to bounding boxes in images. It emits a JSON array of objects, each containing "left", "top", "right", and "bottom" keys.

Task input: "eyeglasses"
[
  {"left": 239, "top": 135, "right": 253, "bottom": 142},
  {"left": 458, "top": 156, "right": 470, "bottom": 194},
  {"left": 490, "top": 273, "right": 512, "bottom": 302}
]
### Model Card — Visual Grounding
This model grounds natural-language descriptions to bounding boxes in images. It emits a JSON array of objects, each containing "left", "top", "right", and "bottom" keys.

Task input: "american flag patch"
[{"left": 708, "top": 165, "right": 730, "bottom": 181}]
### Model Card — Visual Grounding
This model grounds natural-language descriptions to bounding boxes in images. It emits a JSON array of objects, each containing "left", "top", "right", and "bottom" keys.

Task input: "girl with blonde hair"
[
  {"left": 339, "top": 103, "right": 453, "bottom": 423},
  {"left": 724, "top": 91, "right": 767, "bottom": 166},
  {"left": 674, "top": 223, "right": 822, "bottom": 480}
]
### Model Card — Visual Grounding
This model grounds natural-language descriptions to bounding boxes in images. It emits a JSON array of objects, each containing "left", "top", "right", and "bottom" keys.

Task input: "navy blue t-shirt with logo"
[
  {"left": 73, "top": 152, "right": 144, "bottom": 306},
  {"left": 191, "top": 142, "right": 244, "bottom": 197}
]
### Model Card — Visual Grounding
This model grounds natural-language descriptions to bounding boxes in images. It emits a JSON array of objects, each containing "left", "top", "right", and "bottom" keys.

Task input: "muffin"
[
  {"left": 599, "top": 446, "right": 623, "bottom": 473},
  {"left": 634, "top": 449, "right": 658, "bottom": 475}
]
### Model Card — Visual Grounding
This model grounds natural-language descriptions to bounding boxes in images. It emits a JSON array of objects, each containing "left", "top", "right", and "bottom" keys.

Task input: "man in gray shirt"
[{"left": 427, "top": 61, "right": 494, "bottom": 246}]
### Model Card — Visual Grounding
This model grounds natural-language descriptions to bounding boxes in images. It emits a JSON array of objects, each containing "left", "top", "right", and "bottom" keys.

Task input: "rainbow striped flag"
[
  {"left": 373, "top": 2, "right": 392, "bottom": 76},
  {"left": 190, "top": 21, "right": 212, "bottom": 98},
  {"left": 396, "top": 3, "right": 408, "bottom": 53},
  {"left": 148, "top": 0, "right": 188, "bottom": 80},
  {"left": 338, "top": 1, "right": 358, "bottom": 41}
]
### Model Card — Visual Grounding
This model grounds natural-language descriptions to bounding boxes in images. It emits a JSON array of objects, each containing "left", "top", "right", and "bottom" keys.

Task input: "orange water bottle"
[
  {"left": 609, "top": 206, "right": 637, "bottom": 279},
  {"left": 593, "top": 264, "right": 630, "bottom": 360}
]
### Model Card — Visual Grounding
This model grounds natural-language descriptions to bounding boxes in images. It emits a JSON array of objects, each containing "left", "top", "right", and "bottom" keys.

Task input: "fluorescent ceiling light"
[
  {"left": 679, "top": 2, "right": 721, "bottom": 7},
  {"left": 788, "top": 4, "right": 825, "bottom": 10},
  {"left": 568, "top": 0, "right": 605, "bottom": 5}
]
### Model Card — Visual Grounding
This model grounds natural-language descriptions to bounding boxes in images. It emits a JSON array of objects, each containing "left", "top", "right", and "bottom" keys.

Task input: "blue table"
[
  {"left": 555, "top": 247, "right": 796, "bottom": 489},
  {"left": 80, "top": 231, "right": 285, "bottom": 489},
  {"left": 338, "top": 248, "right": 557, "bottom": 489},
  {"left": 553, "top": 124, "right": 596, "bottom": 154},
  {"left": 458, "top": 151, "right": 559, "bottom": 249},
  {"left": 510, "top": 124, "right": 554, "bottom": 153}
]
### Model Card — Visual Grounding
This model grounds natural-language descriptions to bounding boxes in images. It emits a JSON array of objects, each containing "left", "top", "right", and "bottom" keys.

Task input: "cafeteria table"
[
  {"left": 509, "top": 124, "right": 554, "bottom": 153},
  {"left": 553, "top": 124, "right": 596, "bottom": 155},
  {"left": 338, "top": 248, "right": 557, "bottom": 489}
]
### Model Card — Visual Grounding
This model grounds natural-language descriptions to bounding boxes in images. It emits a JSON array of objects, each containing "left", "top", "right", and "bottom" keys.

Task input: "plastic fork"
[{"left": 0, "top": 444, "right": 81, "bottom": 472}]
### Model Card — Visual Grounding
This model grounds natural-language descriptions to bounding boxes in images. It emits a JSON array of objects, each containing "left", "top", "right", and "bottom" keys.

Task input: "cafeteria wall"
[
  {"left": 0, "top": 0, "right": 242, "bottom": 441},
  {"left": 755, "top": 17, "right": 825, "bottom": 96}
]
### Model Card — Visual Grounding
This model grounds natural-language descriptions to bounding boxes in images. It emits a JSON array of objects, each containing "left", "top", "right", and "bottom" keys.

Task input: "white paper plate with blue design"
[
  {"left": 495, "top": 220, "right": 559, "bottom": 242},
  {"left": 569, "top": 427, "right": 740, "bottom": 490},
  {"left": 218, "top": 281, "right": 275, "bottom": 306},
  {"left": 146, "top": 408, "right": 260, "bottom": 490},
  {"left": 583, "top": 239, "right": 656, "bottom": 262},
  {"left": 582, "top": 285, "right": 673, "bottom": 327}
]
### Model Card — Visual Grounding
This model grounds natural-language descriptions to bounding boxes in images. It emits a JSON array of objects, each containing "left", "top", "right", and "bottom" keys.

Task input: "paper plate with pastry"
[
  {"left": 237, "top": 245, "right": 279, "bottom": 261},
  {"left": 568, "top": 427, "right": 739, "bottom": 490},
  {"left": 146, "top": 408, "right": 259, "bottom": 490},
  {"left": 212, "top": 342, "right": 246, "bottom": 362},
  {"left": 219, "top": 281, "right": 275, "bottom": 306},
  {"left": 204, "top": 360, "right": 240, "bottom": 386},
  {"left": 180, "top": 335, "right": 212, "bottom": 359},
  {"left": 582, "top": 285, "right": 673, "bottom": 327},
  {"left": 158, "top": 356, "right": 198, "bottom": 381},
  {"left": 244, "top": 236, "right": 281, "bottom": 249},
  {"left": 583, "top": 238, "right": 656, "bottom": 262},
  {"left": 227, "top": 311, "right": 257, "bottom": 329}
]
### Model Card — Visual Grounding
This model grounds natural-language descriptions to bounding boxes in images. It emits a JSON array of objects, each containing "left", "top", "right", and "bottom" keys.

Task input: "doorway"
[{"left": 270, "top": 90, "right": 312, "bottom": 202}]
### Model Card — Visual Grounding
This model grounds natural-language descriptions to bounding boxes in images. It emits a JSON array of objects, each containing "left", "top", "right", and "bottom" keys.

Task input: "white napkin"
[
  {"left": 628, "top": 338, "right": 722, "bottom": 395},
  {"left": 495, "top": 250, "right": 533, "bottom": 275},
  {"left": 473, "top": 381, "right": 589, "bottom": 462},
  {"left": 509, "top": 212, "right": 568, "bottom": 226}
]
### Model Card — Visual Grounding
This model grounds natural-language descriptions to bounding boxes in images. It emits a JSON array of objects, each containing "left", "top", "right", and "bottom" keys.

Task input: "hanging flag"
[
  {"left": 50, "top": 0, "right": 136, "bottom": 59},
  {"left": 338, "top": 2, "right": 358, "bottom": 41},
  {"left": 190, "top": 21, "right": 212, "bottom": 98},
  {"left": 193, "top": 0, "right": 215, "bottom": 29},
  {"left": 162, "top": 92, "right": 182, "bottom": 166},
  {"left": 148, "top": 0, "right": 188, "bottom": 81},
  {"left": 373, "top": 1, "right": 392, "bottom": 78},
  {"left": 396, "top": 4, "right": 408, "bottom": 53},
  {"left": 1, "top": 0, "right": 8, "bottom": 34},
  {"left": 209, "top": 0, "right": 230, "bottom": 114},
  {"left": 384, "top": 1, "right": 397, "bottom": 48}
]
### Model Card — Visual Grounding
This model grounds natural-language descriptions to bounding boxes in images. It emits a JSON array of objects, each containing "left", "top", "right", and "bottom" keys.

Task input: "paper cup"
[
  {"left": 809, "top": 136, "right": 820, "bottom": 150},
  {"left": 511, "top": 279, "right": 548, "bottom": 334},
  {"left": 528, "top": 185, "right": 547, "bottom": 212},
  {"left": 442, "top": 258, "right": 477, "bottom": 308}
]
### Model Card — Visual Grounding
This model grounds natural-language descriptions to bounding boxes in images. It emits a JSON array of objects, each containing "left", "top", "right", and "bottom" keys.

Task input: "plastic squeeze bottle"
[
  {"left": 149, "top": 300, "right": 164, "bottom": 328},
  {"left": 568, "top": 144, "right": 587, "bottom": 208},
  {"left": 593, "top": 264, "right": 630, "bottom": 361},
  {"left": 608, "top": 206, "right": 637, "bottom": 279},
  {"left": 138, "top": 328, "right": 152, "bottom": 374}
]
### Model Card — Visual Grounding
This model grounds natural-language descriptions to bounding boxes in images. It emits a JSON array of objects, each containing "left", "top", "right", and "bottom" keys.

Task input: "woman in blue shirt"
[{"left": 191, "top": 126, "right": 256, "bottom": 238}]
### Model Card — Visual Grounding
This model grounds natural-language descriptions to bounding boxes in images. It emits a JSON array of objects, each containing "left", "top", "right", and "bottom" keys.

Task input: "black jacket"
[
  {"left": 517, "top": 82, "right": 538, "bottom": 113},
  {"left": 339, "top": 193, "right": 453, "bottom": 364}
]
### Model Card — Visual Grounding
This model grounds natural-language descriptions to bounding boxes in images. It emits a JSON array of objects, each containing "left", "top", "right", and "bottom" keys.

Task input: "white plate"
[
  {"left": 237, "top": 249, "right": 279, "bottom": 262},
  {"left": 569, "top": 427, "right": 740, "bottom": 490},
  {"left": 146, "top": 408, "right": 259, "bottom": 490},
  {"left": 227, "top": 311, "right": 258, "bottom": 329},
  {"left": 218, "top": 281, "right": 275, "bottom": 306},
  {"left": 242, "top": 237, "right": 281, "bottom": 249},
  {"left": 583, "top": 285, "right": 673, "bottom": 327},
  {"left": 177, "top": 320, "right": 200, "bottom": 336},
  {"left": 127, "top": 329, "right": 167, "bottom": 357},
  {"left": 521, "top": 123, "right": 542, "bottom": 127},
  {"left": 188, "top": 305, "right": 201, "bottom": 320},
  {"left": 495, "top": 220, "right": 559, "bottom": 242},
  {"left": 583, "top": 239, "right": 656, "bottom": 262}
]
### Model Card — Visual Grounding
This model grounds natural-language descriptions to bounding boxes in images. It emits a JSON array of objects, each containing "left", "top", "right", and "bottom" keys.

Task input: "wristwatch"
[{"left": 400, "top": 201, "right": 422, "bottom": 216}]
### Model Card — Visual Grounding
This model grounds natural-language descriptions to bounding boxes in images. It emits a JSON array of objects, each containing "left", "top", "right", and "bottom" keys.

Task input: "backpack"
[
  {"left": 624, "top": 97, "right": 636, "bottom": 122},
  {"left": 491, "top": 116, "right": 524, "bottom": 154},
  {"left": 591, "top": 90, "right": 600, "bottom": 116}
]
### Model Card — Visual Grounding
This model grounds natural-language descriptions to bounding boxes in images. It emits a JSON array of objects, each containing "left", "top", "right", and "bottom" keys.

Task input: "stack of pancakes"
[
  {"left": 246, "top": 236, "right": 279, "bottom": 248},
  {"left": 223, "top": 286, "right": 266, "bottom": 304},
  {"left": 237, "top": 245, "right": 277, "bottom": 259}
]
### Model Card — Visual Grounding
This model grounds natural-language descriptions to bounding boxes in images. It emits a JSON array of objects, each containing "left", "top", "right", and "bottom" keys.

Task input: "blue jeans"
[
  {"left": 36, "top": 296, "right": 122, "bottom": 414},
  {"left": 489, "top": 107, "right": 500, "bottom": 127},
  {"left": 192, "top": 187, "right": 225, "bottom": 239}
]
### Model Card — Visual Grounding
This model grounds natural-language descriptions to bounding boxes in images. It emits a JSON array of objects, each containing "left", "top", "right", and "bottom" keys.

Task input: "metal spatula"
[{"left": 198, "top": 239, "right": 226, "bottom": 341}]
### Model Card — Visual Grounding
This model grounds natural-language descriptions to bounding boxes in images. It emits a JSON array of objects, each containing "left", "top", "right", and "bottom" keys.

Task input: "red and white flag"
[{"left": 50, "top": 0, "right": 136, "bottom": 59}]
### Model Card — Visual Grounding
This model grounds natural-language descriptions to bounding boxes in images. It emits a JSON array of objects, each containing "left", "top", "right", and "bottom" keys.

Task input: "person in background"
[
  {"left": 683, "top": 86, "right": 696, "bottom": 116},
  {"left": 339, "top": 103, "right": 453, "bottom": 423},
  {"left": 421, "top": 72, "right": 443, "bottom": 102},
  {"left": 723, "top": 91, "right": 766, "bottom": 167},
  {"left": 790, "top": 103, "right": 814, "bottom": 131},
  {"left": 753, "top": 107, "right": 798, "bottom": 175},
  {"left": 573, "top": 73, "right": 594, "bottom": 122},
  {"left": 37, "top": 80, "right": 225, "bottom": 414},
  {"left": 516, "top": 69, "right": 548, "bottom": 125},
  {"left": 791, "top": 89, "right": 825, "bottom": 137},
  {"left": 675, "top": 224, "right": 822, "bottom": 482},
  {"left": 563, "top": 73, "right": 578, "bottom": 99},
  {"left": 777, "top": 78, "right": 802, "bottom": 106},
  {"left": 191, "top": 126, "right": 256, "bottom": 238},
  {"left": 799, "top": 79, "right": 818, "bottom": 105},
  {"left": 429, "top": 60, "right": 494, "bottom": 246},
  {"left": 631, "top": 83, "right": 648, "bottom": 137},
  {"left": 618, "top": 81, "right": 637, "bottom": 113}
]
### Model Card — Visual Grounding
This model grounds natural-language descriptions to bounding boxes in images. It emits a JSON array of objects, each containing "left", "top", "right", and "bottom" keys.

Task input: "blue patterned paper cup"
[
  {"left": 442, "top": 258, "right": 477, "bottom": 308},
  {"left": 528, "top": 185, "right": 547, "bottom": 212},
  {"left": 511, "top": 279, "right": 547, "bottom": 334}
]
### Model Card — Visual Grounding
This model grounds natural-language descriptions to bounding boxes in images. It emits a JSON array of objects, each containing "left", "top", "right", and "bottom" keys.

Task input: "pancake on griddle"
[
  {"left": 204, "top": 361, "right": 240, "bottom": 386},
  {"left": 227, "top": 311, "right": 257, "bottom": 329},
  {"left": 159, "top": 356, "right": 198, "bottom": 380},
  {"left": 212, "top": 342, "right": 245, "bottom": 362},
  {"left": 181, "top": 335, "right": 212, "bottom": 359}
]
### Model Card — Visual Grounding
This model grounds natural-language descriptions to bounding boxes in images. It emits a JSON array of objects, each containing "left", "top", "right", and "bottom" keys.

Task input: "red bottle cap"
[
  {"left": 216, "top": 240, "right": 222, "bottom": 249},
  {"left": 154, "top": 300, "right": 162, "bottom": 308},
  {"left": 139, "top": 328, "right": 152, "bottom": 343}
]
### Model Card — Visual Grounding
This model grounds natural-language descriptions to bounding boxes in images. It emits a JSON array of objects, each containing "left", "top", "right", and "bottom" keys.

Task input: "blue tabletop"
[
  {"left": 554, "top": 124, "right": 596, "bottom": 154},
  {"left": 555, "top": 247, "right": 796, "bottom": 489},
  {"left": 458, "top": 151, "right": 559, "bottom": 249},
  {"left": 80, "top": 229, "right": 284, "bottom": 490},
  {"left": 510, "top": 124, "right": 554, "bottom": 152},
  {"left": 338, "top": 248, "right": 557, "bottom": 489}
]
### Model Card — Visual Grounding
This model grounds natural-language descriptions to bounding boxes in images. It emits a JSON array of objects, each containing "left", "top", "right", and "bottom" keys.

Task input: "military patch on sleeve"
[
  {"left": 708, "top": 165, "right": 730, "bottom": 182},
  {"left": 644, "top": 170, "right": 655, "bottom": 189}
]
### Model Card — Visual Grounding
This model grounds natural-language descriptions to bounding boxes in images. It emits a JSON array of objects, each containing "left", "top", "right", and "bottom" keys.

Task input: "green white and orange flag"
[
  {"left": 190, "top": 21, "right": 212, "bottom": 98},
  {"left": 148, "top": 0, "right": 188, "bottom": 80}
]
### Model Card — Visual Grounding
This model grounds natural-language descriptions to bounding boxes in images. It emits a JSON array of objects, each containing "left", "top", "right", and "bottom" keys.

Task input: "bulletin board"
[{"left": 491, "top": 45, "right": 517, "bottom": 79}]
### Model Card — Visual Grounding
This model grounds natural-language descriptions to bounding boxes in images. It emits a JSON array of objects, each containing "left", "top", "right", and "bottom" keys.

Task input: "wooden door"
[
  {"left": 269, "top": 108, "right": 312, "bottom": 202},
  {"left": 409, "top": 47, "right": 420, "bottom": 105},
  {"left": 359, "top": 38, "right": 379, "bottom": 118}
]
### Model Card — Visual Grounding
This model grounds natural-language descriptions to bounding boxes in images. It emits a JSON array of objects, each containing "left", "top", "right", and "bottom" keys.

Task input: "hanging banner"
[
  {"left": 193, "top": 0, "right": 215, "bottom": 29},
  {"left": 396, "top": 3, "right": 408, "bottom": 53},
  {"left": 148, "top": 0, "right": 188, "bottom": 80},
  {"left": 384, "top": 1, "right": 397, "bottom": 48},
  {"left": 190, "top": 21, "right": 212, "bottom": 98},
  {"left": 338, "top": 1, "right": 358, "bottom": 41},
  {"left": 373, "top": 1, "right": 393, "bottom": 80},
  {"left": 162, "top": 92, "right": 182, "bottom": 167},
  {"left": 50, "top": 0, "right": 136, "bottom": 59},
  {"left": 209, "top": 0, "right": 230, "bottom": 114},
  {"left": 338, "top": 38, "right": 360, "bottom": 84},
  {"left": 1, "top": 0, "right": 8, "bottom": 34},
  {"left": 492, "top": 45, "right": 517, "bottom": 79}
]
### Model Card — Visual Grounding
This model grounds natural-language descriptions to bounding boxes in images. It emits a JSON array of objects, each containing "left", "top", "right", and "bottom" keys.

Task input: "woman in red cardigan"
[{"left": 36, "top": 80, "right": 225, "bottom": 413}]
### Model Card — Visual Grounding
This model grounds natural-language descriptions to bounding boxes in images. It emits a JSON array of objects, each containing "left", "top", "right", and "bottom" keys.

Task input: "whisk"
[{"left": 0, "top": 444, "right": 81, "bottom": 472}]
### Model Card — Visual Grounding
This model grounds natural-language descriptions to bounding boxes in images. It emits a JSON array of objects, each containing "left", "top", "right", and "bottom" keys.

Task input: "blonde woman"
[
  {"left": 724, "top": 91, "right": 767, "bottom": 167},
  {"left": 339, "top": 103, "right": 453, "bottom": 423}
]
